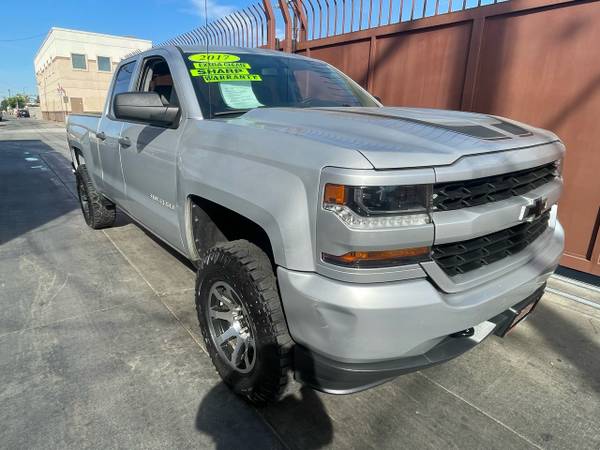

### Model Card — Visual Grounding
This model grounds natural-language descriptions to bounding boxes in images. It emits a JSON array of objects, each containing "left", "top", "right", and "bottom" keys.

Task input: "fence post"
[
  {"left": 293, "top": 0, "right": 308, "bottom": 42},
  {"left": 461, "top": 17, "right": 485, "bottom": 111},
  {"left": 279, "top": 0, "right": 293, "bottom": 52},
  {"left": 263, "top": 0, "right": 277, "bottom": 49},
  {"left": 367, "top": 35, "right": 377, "bottom": 93}
]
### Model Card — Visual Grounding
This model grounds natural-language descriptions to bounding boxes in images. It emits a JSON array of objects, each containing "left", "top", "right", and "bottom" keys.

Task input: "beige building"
[{"left": 34, "top": 28, "right": 152, "bottom": 121}]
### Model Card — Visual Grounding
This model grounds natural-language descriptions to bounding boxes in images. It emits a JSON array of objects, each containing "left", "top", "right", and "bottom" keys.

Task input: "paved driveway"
[{"left": 1, "top": 118, "right": 599, "bottom": 449}]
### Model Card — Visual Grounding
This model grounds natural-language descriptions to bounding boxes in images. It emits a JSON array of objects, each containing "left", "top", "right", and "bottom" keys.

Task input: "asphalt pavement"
[{"left": 1, "top": 117, "right": 599, "bottom": 449}]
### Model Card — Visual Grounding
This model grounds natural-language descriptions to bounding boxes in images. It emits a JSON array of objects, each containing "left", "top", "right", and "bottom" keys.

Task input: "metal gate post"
[
  {"left": 263, "top": 0, "right": 277, "bottom": 49},
  {"left": 279, "top": 0, "right": 293, "bottom": 52},
  {"left": 293, "top": 0, "right": 308, "bottom": 43}
]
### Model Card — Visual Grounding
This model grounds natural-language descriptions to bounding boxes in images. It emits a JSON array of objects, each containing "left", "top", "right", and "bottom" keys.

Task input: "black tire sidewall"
[
  {"left": 196, "top": 246, "right": 285, "bottom": 399},
  {"left": 76, "top": 169, "right": 93, "bottom": 227},
  {"left": 75, "top": 164, "right": 115, "bottom": 229}
]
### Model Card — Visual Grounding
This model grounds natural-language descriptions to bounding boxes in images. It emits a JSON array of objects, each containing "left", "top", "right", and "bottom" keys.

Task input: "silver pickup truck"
[{"left": 67, "top": 46, "right": 565, "bottom": 403}]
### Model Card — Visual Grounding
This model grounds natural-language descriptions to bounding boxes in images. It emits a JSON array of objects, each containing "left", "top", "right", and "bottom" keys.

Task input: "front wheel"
[
  {"left": 76, "top": 164, "right": 116, "bottom": 229},
  {"left": 195, "top": 240, "right": 293, "bottom": 403}
]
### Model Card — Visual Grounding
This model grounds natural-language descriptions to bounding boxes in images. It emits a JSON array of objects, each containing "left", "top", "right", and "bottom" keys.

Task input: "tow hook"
[{"left": 450, "top": 328, "right": 475, "bottom": 338}]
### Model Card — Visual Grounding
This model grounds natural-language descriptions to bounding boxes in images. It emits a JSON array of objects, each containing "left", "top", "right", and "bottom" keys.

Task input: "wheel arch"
[{"left": 186, "top": 195, "right": 280, "bottom": 268}]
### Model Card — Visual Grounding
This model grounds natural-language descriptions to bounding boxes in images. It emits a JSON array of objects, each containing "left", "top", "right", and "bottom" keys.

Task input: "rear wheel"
[
  {"left": 195, "top": 240, "right": 293, "bottom": 403},
  {"left": 76, "top": 164, "right": 116, "bottom": 229}
]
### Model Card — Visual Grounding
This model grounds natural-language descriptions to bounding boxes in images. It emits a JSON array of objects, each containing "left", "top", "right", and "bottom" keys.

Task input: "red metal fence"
[
  {"left": 163, "top": 0, "right": 600, "bottom": 276},
  {"left": 280, "top": 0, "right": 508, "bottom": 42},
  {"left": 291, "top": 0, "right": 600, "bottom": 276}
]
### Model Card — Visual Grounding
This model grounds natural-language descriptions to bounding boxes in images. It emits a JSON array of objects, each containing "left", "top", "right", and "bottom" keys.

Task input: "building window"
[
  {"left": 98, "top": 56, "right": 111, "bottom": 72},
  {"left": 71, "top": 53, "right": 87, "bottom": 70}
]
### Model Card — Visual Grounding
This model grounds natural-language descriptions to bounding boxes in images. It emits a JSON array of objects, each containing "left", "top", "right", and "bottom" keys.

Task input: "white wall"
[{"left": 34, "top": 27, "right": 152, "bottom": 74}]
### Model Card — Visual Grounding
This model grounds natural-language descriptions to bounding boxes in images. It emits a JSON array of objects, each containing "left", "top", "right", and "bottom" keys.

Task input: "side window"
[
  {"left": 112, "top": 62, "right": 136, "bottom": 97},
  {"left": 138, "top": 57, "right": 179, "bottom": 107},
  {"left": 110, "top": 62, "right": 136, "bottom": 114}
]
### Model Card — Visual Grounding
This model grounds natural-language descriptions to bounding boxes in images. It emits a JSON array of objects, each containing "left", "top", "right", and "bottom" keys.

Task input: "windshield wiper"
[{"left": 212, "top": 109, "right": 252, "bottom": 117}]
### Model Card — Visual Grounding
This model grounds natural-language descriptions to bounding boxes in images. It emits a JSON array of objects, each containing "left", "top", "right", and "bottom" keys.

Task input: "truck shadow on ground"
[
  {"left": 196, "top": 383, "right": 333, "bottom": 449},
  {"left": 194, "top": 344, "right": 333, "bottom": 449},
  {"left": 0, "top": 140, "right": 78, "bottom": 245}
]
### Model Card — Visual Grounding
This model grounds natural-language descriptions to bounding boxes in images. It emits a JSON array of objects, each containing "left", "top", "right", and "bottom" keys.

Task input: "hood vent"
[
  {"left": 374, "top": 116, "right": 532, "bottom": 141},
  {"left": 491, "top": 120, "right": 534, "bottom": 137},
  {"left": 318, "top": 108, "right": 529, "bottom": 141}
]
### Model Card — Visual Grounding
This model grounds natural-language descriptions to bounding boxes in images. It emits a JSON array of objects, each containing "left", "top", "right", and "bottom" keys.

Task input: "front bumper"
[
  {"left": 292, "top": 286, "right": 545, "bottom": 393},
  {"left": 277, "top": 221, "right": 564, "bottom": 393}
]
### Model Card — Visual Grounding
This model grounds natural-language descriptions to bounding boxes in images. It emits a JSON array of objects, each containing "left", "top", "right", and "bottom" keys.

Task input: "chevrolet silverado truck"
[{"left": 66, "top": 46, "right": 565, "bottom": 403}]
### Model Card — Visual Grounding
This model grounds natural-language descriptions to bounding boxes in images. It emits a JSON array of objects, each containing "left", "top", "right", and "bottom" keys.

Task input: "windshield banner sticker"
[
  {"left": 188, "top": 53, "right": 262, "bottom": 83},
  {"left": 188, "top": 53, "right": 240, "bottom": 63}
]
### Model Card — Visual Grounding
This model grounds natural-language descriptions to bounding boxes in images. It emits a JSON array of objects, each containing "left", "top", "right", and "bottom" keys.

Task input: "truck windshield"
[{"left": 183, "top": 52, "right": 378, "bottom": 118}]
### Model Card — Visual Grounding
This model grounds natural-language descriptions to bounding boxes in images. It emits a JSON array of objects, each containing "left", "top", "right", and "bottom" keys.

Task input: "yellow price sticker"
[
  {"left": 192, "top": 62, "right": 251, "bottom": 69},
  {"left": 188, "top": 56, "right": 262, "bottom": 83},
  {"left": 202, "top": 74, "right": 262, "bottom": 83},
  {"left": 188, "top": 53, "right": 240, "bottom": 63},
  {"left": 191, "top": 67, "right": 250, "bottom": 76}
]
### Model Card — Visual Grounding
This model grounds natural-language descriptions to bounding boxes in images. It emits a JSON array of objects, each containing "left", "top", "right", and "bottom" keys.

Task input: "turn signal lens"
[
  {"left": 324, "top": 184, "right": 346, "bottom": 205},
  {"left": 322, "top": 247, "right": 430, "bottom": 268}
]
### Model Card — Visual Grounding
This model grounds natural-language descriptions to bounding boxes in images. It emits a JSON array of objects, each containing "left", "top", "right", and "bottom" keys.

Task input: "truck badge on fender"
[{"left": 149, "top": 193, "right": 175, "bottom": 210}]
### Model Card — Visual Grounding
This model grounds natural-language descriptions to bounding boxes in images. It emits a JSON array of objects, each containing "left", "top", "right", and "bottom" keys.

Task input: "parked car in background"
[
  {"left": 66, "top": 46, "right": 565, "bottom": 403},
  {"left": 17, "top": 109, "right": 30, "bottom": 118}
]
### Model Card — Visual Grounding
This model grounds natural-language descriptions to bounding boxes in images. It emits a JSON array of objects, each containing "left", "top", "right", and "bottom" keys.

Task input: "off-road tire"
[
  {"left": 76, "top": 164, "right": 116, "bottom": 229},
  {"left": 196, "top": 240, "right": 293, "bottom": 404}
]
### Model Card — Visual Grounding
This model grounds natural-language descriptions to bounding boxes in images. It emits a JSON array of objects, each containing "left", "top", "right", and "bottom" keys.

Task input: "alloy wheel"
[{"left": 206, "top": 281, "right": 256, "bottom": 373}]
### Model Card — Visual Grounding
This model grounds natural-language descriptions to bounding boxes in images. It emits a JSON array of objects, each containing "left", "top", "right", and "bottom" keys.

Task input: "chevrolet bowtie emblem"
[{"left": 519, "top": 197, "right": 548, "bottom": 222}]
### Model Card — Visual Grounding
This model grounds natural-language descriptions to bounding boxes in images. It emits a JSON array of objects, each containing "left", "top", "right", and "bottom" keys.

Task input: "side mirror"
[{"left": 113, "top": 92, "right": 179, "bottom": 126}]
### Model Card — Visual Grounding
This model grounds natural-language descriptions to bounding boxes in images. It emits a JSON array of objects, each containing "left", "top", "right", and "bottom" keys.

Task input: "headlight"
[{"left": 323, "top": 183, "right": 431, "bottom": 229}]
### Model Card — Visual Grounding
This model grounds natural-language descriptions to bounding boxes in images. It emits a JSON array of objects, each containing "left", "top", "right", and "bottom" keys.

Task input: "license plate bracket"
[
  {"left": 505, "top": 300, "right": 539, "bottom": 335},
  {"left": 492, "top": 284, "right": 545, "bottom": 337}
]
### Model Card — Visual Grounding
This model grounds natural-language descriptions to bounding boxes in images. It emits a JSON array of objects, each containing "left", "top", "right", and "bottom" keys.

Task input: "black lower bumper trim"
[{"left": 294, "top": 331, "right": 490, "bottom": 394}]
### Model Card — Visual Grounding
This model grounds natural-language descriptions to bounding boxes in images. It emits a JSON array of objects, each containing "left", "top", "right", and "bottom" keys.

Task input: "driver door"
[
  {"left": 97, "top": 60, "right": 136, "bottom": 204},
  {"left": 118, "top": 54, "right": 183, "bottom": 249}
]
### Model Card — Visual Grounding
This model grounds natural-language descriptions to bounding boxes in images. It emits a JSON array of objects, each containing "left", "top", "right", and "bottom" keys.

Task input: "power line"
[{"left": 0, "top": 32, "right": 46, "bottom": 42}]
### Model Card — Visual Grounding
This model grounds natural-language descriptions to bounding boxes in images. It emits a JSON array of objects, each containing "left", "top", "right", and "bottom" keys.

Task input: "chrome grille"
[
  {"left": 432, "top": 212, "right": 550, "bottom": 277},
  {"left": 433, "top": 163, "right": 558, "bottom": 211}
]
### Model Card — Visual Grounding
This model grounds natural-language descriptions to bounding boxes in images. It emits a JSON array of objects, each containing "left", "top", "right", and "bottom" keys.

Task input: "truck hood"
[{"left": 239, "top": 107, "right": 559, "bottom": 169}]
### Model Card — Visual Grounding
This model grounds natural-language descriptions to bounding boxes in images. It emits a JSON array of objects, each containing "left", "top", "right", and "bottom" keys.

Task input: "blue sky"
[{"left": 0, "top": 0, "right": 250, "bottom": 98}]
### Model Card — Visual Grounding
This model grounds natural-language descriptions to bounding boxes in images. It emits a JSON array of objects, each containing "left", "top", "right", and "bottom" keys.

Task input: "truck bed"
[{"left": 66, "top": 114, "right": 101, "bottom": 144}]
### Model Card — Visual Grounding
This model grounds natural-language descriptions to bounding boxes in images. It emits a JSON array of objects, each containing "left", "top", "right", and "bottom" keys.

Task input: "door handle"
[
  {"left": 118, "top": 136, "right": 131, "bottom": 147},
  {"left": 95, "top": 131, "right": 106, "bottom": 141}
]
